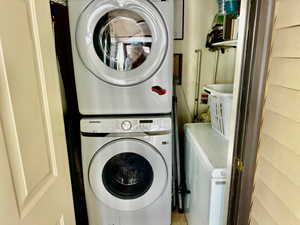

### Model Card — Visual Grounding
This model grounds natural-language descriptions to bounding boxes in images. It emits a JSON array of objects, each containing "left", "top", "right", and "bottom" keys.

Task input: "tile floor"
[{"left": 171, "top": 212, "right": 188, "bottom": 225}]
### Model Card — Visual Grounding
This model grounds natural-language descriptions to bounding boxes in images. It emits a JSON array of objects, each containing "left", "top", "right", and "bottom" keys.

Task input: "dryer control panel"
[{"left": 81, "top": 116, "right": 172, "bottom": 134}]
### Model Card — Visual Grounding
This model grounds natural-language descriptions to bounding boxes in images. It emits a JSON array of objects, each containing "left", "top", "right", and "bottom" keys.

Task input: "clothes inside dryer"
[
  {"left": 102, "top": 152, "right": 154, "bottom": 200},
  {"left": 93, "top": 9, "right": 152, "bottom": 71}
]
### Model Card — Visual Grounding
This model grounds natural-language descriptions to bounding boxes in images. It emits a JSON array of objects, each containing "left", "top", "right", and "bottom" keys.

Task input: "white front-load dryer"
[
  {"left": 81, "top": 116, "right": 172, "bottom": 225},
  {"left": 69, "top": 0, "right": 173, "bottom": 115}
]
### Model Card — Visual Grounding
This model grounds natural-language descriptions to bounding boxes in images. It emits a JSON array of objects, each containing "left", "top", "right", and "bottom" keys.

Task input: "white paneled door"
[{"left": 0, "top": 1, "right": 76, "bottom": 225}]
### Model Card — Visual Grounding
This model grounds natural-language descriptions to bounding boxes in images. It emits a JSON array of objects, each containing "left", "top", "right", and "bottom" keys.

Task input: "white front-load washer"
[
  {"left": 81, "top": 116, "right": 172, "bottom": 225},
  {"left": 69, "top": 0, "right": 173, "bottom": 115}
]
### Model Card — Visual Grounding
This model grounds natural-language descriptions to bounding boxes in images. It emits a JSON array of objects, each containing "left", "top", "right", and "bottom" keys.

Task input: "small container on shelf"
[
  {"left": 217, "top": 0, "right": 226, "bottom": 14},
  {"left": 224, "top": 0, "right": 240, "bottom": 16}
]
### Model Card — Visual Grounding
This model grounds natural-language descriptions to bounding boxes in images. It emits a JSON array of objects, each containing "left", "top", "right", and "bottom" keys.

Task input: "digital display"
[{"left": 139, "top": 120, "right": 153, "bottom": 124}]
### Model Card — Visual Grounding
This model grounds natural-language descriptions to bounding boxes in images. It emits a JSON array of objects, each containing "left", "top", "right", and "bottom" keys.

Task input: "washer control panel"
[{"left": 81, "top": 117, "right": 172, "bottom": 134}]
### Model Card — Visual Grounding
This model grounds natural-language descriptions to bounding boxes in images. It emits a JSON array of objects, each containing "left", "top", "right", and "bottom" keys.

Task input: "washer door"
[
  {"left": 89, "top": 139, "right": 168, "bottom": 211},
  {"left": 76, "top": 0, "right": 168, "bottom": 86}
]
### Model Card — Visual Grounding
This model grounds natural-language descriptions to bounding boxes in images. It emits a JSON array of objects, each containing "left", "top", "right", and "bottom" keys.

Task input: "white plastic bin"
[{"left": 204, "top": 84, "right": 233, "bottom": 139}]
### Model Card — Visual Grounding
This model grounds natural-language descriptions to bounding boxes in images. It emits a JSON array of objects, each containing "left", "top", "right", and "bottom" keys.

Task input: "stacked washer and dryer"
[{"left": 68, "top": 0, "right": 174, "bottom": 225}]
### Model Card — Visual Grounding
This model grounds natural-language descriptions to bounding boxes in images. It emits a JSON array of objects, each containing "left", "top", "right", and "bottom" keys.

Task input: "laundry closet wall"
[
  {"left": 174, "top": 0, "right": 236, "bottom": 129},
  {"left": 250, "top": 0, "right": 300, "bottom": 224}
]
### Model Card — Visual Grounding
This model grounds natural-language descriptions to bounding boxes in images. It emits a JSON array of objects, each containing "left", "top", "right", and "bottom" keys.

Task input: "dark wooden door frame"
[{"left": 227, "top": 0, "right": 275, "bottom": 224}]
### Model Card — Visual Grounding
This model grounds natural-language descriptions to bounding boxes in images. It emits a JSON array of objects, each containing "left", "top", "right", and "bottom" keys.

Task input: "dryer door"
[
  {"left": 76, "top": 0, "right": 168, "bottom": 86},
  {"left": 89, "top": 138, "right": 168, "bottom": 211}
]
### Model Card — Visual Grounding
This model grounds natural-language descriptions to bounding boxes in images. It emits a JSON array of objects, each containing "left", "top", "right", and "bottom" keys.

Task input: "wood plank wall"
[{"left": 250, "top": 0, "right": 300, "bottom": 224}]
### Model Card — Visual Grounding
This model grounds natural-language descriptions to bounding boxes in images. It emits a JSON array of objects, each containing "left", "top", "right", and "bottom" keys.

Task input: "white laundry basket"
[{"left": 204, "top": 84, "right": 233, "bottom": 139}]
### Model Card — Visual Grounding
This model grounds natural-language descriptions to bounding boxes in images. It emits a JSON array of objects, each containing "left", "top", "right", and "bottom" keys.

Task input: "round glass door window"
[
  {"left": 102, "top": 152, "right": 153, "bottom": 199},
  {"left": 93, "top": 9, "right": 152, "bottom": 71}
]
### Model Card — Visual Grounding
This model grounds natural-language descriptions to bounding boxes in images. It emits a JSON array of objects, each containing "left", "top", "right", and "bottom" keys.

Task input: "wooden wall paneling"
[
  {"left": 265, "top": 85, "right": 300, "bottom": 122},
  {"left": 268, "top": 58, "right": 300, "bottom": 90},
  {"left": 275, "top": 0, "right": 300, "bottom": 28},
  {"left": 272, "top": 27, "right": 300, "bottom": 58}
]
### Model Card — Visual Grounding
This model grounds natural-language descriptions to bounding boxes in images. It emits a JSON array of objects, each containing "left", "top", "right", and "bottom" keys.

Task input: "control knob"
[{"left": 121, "top": 120, "right": 132, "bottom": 130}]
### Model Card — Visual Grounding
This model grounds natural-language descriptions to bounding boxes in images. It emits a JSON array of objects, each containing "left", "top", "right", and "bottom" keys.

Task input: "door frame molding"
[{"left": 226, "top": 0, "right": 275, "bottom": 224}]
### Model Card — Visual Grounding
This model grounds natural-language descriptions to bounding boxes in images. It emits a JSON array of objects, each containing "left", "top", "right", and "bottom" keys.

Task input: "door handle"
[{"left": 152, "top": 86, "right": 167, "bottom": 95}]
